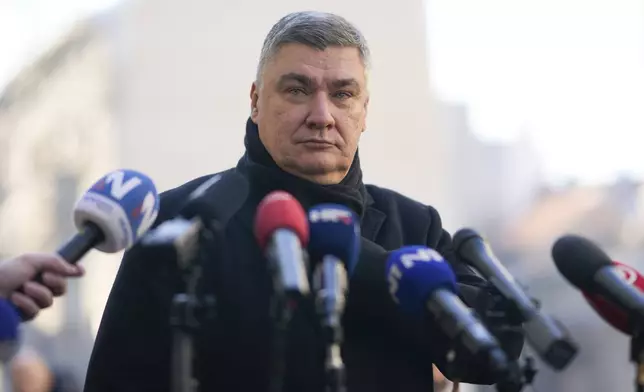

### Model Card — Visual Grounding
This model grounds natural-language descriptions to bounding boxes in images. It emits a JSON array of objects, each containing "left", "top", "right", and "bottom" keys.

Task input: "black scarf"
[{"left": 236, "top": 118, "right": 368, "bottom": 217}]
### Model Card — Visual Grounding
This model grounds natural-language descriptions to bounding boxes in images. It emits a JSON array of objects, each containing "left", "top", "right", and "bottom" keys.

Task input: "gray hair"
[{"left": 256, "top": 11, "right": 371, "bottom": 84}]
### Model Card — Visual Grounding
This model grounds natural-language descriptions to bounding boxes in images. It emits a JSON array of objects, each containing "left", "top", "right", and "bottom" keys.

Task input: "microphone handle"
[
  {"left": 523, "top": 312, "right": 578, "bottom": 371},
  {"left": 23, "top": 223, "right": 103, "bottom": 292},
  {"left": 314, "top": 256, "right": 348, "bottom": 392},
  {"left": 37, "top": 222, "right": 104, "bottom": 283},
  {"left": 266, "top": 230, "right": 309, "bottom": 392},
  {"left": 461, "top": 238, "right": 536, "bottom": 318},
  {"left": 268, "top": 229, "right": 310, "bottom": 296},
  {"left": 427, "top": 290, "right": 510, "bottom": 377},
  {"left": 57, "top": 222, "right": 105, "bottom": 264}
]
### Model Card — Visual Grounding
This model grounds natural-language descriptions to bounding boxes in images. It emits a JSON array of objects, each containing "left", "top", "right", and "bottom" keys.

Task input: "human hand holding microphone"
[
  {"left": 6, "top": 169, "right": 159, "bottom": 321},
  {"left": 0, "top": 253, "right": 84, "bottom": 318}
]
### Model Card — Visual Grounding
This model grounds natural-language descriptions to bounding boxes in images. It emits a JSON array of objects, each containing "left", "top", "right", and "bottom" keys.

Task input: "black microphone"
[
  {"left": 140, "top": 170, "right": 249, "bottom": 392},
  {"left": 553, "top": 236, "right": 644, "bottom": 392},
  {"left": 181, "top": 170, "right": 249, "bottom": 225},
  {"left": 141, "top": 170, "right": 249, "bottom": 266},
  {"left": 552, "top": 234, "right": 644, "bottom": 323},
  {"left": 453, "top": 228, "right": 578, "bottom": 371}
]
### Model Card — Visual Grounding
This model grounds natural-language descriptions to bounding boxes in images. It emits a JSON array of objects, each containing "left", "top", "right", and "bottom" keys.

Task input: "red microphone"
[
  {"left": 583, "top": 260, "right": 644, "bottom": 335},
  {"left": 254, "top": 191, "right": 310, "bottom": 297}
]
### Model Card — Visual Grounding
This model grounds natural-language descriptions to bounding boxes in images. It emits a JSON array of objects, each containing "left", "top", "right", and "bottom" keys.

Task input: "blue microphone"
[
  {"left": 15, "top": 169, "right": 160, "bottom": 320},
  {"left": 386, "top": 246, "right": 510, "bottom": 378},
  {"left": 308, "top": 204, "right": 360, "bottom": 272},
  {"left": 308, "top": 204, "right": 360, "bottom": 327},
  {"left": 308, "top": 204, "right": 360, "bottom": 392},
  {"left": 70, "top": 169, "right": 160, "bottom": 259},
  {"left": 0, "top": 298, "right": 20, "bottom": 362}
]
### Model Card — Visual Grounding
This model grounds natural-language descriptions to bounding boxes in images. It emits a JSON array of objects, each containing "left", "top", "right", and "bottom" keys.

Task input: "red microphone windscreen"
[
  {"left": 254, "top": 191, "right": 309, "bottom": 251},
  {"left": 583, "top": 260, "right": 644, "bottom": 335}
]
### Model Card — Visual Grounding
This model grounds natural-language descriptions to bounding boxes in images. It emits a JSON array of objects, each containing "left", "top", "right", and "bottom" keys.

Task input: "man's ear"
[
  {"left": 362, "top": 96, "right": 370, "bottom": 133},
  {"left": 250, "top": 82, "right": 260, "bottom": 123}
]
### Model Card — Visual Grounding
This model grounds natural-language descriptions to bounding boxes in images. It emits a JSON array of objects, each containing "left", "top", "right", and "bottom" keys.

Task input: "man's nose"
[{"left": 306, "top": 92, "right": 335, "bottom": 130}]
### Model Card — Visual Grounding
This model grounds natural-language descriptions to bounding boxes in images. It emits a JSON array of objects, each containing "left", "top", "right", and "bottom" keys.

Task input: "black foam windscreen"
[
  {"left": 181, "top": 170, "right": 249, "bottom": 226},
  {"left": 452, "top": 227, "right": 480, "bottom": 255},
  {"left": 552, "top": 234, "right": 612, "bottom": 291}
]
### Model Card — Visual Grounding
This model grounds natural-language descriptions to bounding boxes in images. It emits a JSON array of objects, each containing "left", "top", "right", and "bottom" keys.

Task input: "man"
[
  {"left": 85, "top": 11, "right": 523, "bottom": 392},
  {"left": 0, "top": 253, "right": 84, "bottom": 320}
]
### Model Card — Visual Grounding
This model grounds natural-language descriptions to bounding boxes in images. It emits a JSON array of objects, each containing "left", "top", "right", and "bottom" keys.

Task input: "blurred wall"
[
  {"left": 0, "top": 19, "right": 118, "bottom": 388},
  {"left": 437, "top": 101, "right": 542, "bottom": 233}
]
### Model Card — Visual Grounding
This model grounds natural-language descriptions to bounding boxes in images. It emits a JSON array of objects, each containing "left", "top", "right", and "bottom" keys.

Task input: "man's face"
[{"left": 250, "top": 43, "right": 369, "bottom": 185}]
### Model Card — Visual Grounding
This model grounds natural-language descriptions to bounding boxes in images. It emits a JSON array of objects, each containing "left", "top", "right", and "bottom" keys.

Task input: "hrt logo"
[{"left": 309, "top": 208, "right": 353, "bottom": 225}]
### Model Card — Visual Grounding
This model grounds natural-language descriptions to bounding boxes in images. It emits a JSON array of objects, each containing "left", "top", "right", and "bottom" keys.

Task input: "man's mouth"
[{"left": 300, "top": 139, "right": 335, "bottom": 148}]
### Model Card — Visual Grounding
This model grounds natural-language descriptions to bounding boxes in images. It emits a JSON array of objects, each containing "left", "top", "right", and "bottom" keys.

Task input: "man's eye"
[
  {"left": 333, "top": 91, "right": 353, "bottom": 99},
  {"left": 287, "top": 88, "right": 306, "bottom": 96}
]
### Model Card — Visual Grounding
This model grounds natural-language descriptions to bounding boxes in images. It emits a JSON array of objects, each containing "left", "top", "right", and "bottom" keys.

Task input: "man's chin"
[{"left": 284, "top": 159, "right": 348, "bottom": 184}]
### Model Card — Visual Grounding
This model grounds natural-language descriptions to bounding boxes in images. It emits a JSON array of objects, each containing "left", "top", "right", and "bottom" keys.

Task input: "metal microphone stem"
[
  {"left": 314, "top": 256, "right": 348, "bottom": 392},
  {"left": 631, "top": 324, "right": 644, "bottom": 392},
  {"left": 142, "top": 217, "right": 204, "bottom": 392}
]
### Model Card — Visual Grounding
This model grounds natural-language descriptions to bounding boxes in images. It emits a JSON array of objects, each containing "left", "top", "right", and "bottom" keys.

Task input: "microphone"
[
  {"left": 64, "top": 169, "right": 160, "bottom": 262},
  {"left": 5, "top": 169, "right": 159, "bottom": 344},
  {"left": 386, "top": 245, "right": 510, "bottom": 379},
  {"left": 308, "top": 204, "right": 360, "bottom": 273},
  {"left": 308, "top": 203, "right": 360, "bottom": 392},
  {"left": 141, "top": 171, "right": 249, "bottom": 268},
  {"left": 553, "top": 237, "right": 644, "bottom": 392},
  {"left": 453, "top": 228, "right": 578, "bottom": 371},
  {"left": 308, "top": 203, "right": 359, "bottom": 329},
  {"left": 583, "top": 260, "right": 644, "bottom": 335},
  {"left": 553, "top": 234, "right": 644, "bottom": 325},
  {"left": 14, "top": 169, "right": 160, "bottom": 318},
  {"left": 181, "top": 170, "right": 250, "bottom": 225},
  {"left": 254, "top": 190, "right": 310, "bottom": 299},
  {"left": 138, "top": 171, "right": 248, "bottom": 392},
  {"left": 254, "top": 191, "right": 310, "bottom": 392}
]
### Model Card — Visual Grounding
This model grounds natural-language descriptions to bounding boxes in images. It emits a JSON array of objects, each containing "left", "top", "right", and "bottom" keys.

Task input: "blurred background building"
[{"left": 0, "top": 0, "right": 643, "bottom": 390}]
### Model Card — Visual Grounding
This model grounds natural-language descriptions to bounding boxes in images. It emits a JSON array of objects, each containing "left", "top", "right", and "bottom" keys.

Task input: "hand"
[
  {"left": 433, "top": 365, "right": 460, "bottom": 392},
  {"left": 0, "top": 253, "right": 85, "bottom": 320}
]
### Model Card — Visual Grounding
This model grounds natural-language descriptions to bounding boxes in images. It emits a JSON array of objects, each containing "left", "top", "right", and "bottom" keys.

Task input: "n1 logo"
[
  {"left": 136, "top": 191, "right": 159, "bottom": 238},
  {"left": 399, "top": 247, "right": 444, "bottom": 269},
  {"left": 104, "top": 171, "right": 142, "bottom": 200},
  {"left": 388, "top": 247, "right": 445, "bottom": 304},
  {"left": 309, "top": 208, "right": 353, "bottom": 224},
  {"left": 388, "top": 264, "right": 403, "bottom": 304}
]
